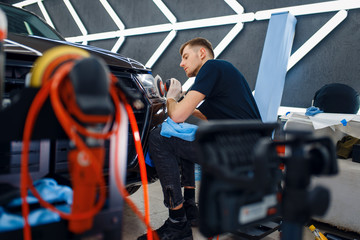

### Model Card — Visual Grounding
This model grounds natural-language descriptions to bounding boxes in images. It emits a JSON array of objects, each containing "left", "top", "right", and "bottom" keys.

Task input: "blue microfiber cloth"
[
  {"left": 0, "top": 206, "right": 24, "bottom": 231},
  {"left": 0, "top": 205, "right": 70, "bottom": 232},
  {"left": 8, "top": 178, "right": 73, "bottom": 207},
  {"left": 305, "top": 106, "right": 324, "bottom": 116},
  {"left": 160, "top": 117, "right": 198, "bottom": 142},
  {"left": 0, "top": 179, "right": 72, "bottom": 232}
]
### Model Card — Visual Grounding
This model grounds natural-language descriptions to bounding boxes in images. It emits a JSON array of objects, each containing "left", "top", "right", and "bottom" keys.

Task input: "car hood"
[{"left": 5, "top": 33, "right": 148, "bottom": 71}]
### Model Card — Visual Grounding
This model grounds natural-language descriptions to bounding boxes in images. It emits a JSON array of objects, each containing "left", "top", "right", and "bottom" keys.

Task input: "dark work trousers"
[{"left": 149, "top": 126, "right": 198, "bottom": 209}]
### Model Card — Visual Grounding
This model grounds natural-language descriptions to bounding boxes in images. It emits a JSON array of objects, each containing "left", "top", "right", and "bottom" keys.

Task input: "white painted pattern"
[{"left": 12, "top": 0, "right": 360, "bottom": 76}]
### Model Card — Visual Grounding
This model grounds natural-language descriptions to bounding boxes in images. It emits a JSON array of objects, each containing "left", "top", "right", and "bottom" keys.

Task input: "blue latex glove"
[{"left": 305, "top": 106, "right": 323, "bottom": 116}]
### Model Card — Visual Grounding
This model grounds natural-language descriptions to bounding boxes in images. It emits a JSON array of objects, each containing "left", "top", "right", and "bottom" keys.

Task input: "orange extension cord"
[{"left": 20, "top": 61, "right": 157, "bottom": 240}]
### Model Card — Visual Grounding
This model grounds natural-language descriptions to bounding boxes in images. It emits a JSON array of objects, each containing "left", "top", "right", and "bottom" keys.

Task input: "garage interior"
[{"left": 1, "top": 0, "right": 360, "bottom": 240}]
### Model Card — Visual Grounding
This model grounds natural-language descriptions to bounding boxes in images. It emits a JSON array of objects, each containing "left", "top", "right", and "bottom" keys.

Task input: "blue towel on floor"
[
  {"left": 0, "top": 205, "right": 70, "bottom": 232},
  {"left": 8, "top": 178, "right": 73, "bottom": 207},
  {"left": 0, "top": 179, "right": 73, "bottom": 232},
  {"left": 160, "top": 117, "right": 198, "bottom": 141}
]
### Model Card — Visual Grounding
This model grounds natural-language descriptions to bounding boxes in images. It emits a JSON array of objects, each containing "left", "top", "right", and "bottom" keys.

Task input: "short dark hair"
[{"left": 179, "top": 37, "right": 214, "bottom": 59}]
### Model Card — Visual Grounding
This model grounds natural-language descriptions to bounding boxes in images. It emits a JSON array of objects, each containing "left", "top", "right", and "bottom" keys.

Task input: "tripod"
[
  {"left": 276, "top": 132, "right": 337, "bottom": 240},
  {"left": 195, "top": 120, "right": 338, "bottom": 240}
]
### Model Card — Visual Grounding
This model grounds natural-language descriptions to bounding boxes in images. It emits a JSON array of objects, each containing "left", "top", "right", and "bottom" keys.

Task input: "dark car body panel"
[
  {"left": 6, "top": 33, "right": 146, "bottom": 70},
  {"left": 0, "top": 3, "right": 167, "bottom": 239},
  {"left": 0, "top": 3, "right": 166, "bottom": 187}
]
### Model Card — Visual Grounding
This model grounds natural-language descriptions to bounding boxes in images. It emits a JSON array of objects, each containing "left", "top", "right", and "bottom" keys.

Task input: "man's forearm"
[
  {"left": 166, "top": 90, "right": 206, "bottom": 123},
  {"left": 166, "top": 98, "right": 177, "bottom": 119}
]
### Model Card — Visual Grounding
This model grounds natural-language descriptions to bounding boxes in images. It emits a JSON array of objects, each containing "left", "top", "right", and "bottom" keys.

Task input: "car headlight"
[{"left": 136, "top": 73, "right": 161, "bottom": 98}]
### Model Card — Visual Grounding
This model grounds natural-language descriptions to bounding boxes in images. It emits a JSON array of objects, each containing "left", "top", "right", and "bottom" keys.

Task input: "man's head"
[{"left": 179, "top": 37, "right": 214, "bottom": 77}]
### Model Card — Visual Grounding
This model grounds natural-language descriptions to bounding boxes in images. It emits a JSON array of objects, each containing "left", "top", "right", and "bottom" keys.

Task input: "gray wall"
[{"left": 4, "top": 0, "right": 360, "bottom": 108}]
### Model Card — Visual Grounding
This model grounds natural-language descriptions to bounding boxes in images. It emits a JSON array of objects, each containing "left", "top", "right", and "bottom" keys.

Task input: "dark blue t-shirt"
[{"left": 191, "top": 59, "right": 261, "bottom": 120}]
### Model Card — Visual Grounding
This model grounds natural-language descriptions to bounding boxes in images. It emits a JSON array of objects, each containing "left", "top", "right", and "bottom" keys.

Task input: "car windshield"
[{"left": 0, "top": 4, "right": 63, "bottom": 41}]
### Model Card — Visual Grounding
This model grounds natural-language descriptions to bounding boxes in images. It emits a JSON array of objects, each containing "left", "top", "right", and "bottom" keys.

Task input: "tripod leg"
[{"left": 281, "top": 221, "right": 303, "bottom": 240}]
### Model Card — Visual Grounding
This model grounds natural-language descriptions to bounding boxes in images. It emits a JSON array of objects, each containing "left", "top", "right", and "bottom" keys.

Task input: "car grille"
[
  {"left": 4, "top": 60, "right": 32, "bottom": 99},
  {"left": 53, "top": 71, "right": 148, "bottom": 175},
  {"left": 1, "top": 61, "right": 148, "bottom": 177}
]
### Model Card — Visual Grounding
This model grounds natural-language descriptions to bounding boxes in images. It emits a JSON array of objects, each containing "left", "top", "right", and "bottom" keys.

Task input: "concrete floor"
[{"left": 122, "top": 181, "right": 320, "bottom": 240}]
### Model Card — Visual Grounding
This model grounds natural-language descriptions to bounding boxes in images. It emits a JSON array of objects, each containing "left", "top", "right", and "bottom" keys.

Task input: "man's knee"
[{"left": 149, "top": 126, "right": 161, "bottom": 141}]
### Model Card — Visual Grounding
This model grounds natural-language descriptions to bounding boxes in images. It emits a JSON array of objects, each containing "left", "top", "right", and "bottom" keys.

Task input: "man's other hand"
[{"left": 166, "top": 78, "right": 182, "bottom": 102}]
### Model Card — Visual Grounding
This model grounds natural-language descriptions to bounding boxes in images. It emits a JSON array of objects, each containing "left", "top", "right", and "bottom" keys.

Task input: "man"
[{"left": 138, "top": 37, "right": 261, "bottom": 240}]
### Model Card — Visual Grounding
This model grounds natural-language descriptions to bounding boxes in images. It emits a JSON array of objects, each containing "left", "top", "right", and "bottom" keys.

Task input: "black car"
[{"left": 0, "top": 3, "right": 165, "bottom": 194}]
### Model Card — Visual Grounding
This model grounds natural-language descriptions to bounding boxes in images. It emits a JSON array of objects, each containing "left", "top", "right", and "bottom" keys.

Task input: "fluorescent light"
[
  {"left": 255, "top": 0, "right": 360, "bottom": 20},
  {"left": 122, "top": 23, "right": 172, "bottom": 36},
  {"left": 182, "top": 77, "right": 195, "bottom": 92},
  {"left": 214, "top": 22, "right": 243, "bottom": 58},
  {"left": 241, "top": 12, "right": 256, "bottom": 22},
  {"left": 99, "top": 0, "right": 125, "bottom": 30},
  {"left": 122, "top": 14, "right": 254, "bottom": 35},
  {"left": 65, "top": 14, "right": 255, "bottom": 43},
  {"left": 66, "top": 30, "right": 120, "bottom": 42},
  {"left": 224, "top": 0, "right": 244, "bottom": 14},
  {"left": 37, "top": 1, "right": 55, "bottom": 29},
  {"left": 153, "top": 0, "right": 177, "bottom": 24},
  {"left": 13, "top": 0, "right": 38, "bottom": 8},
  {"left": 145, "top": 30, "right": 176, "bottom": 68},
  {"left": 173, "top": 13, "right": 254, "bottom": 30},
  {"left": 287, "top": 10, "right": 347, "bottom": 71},
  {"left": 111, "top": 36, "right": 125, "bottom": 53},
  {"left": 63, "top": 0, "right": 88, "bottom": 36}
]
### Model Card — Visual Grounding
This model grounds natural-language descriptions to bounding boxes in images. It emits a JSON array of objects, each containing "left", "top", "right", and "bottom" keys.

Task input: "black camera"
[{"left": 195, "top": 120, "right": 337, "bottom": 239}]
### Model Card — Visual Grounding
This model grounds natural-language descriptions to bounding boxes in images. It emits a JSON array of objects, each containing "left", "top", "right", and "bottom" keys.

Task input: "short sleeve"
[{"left": 190, "top": 60, "right": 219, "bottom": 97}]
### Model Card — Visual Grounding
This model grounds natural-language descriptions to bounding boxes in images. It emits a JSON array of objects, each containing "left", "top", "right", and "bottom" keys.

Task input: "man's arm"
[
  {"left": 192, "top": 109, "right": 207, "bottom": 121},
  {"left": 167, "top": 90, "right": 205, "bottom": 123}
]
